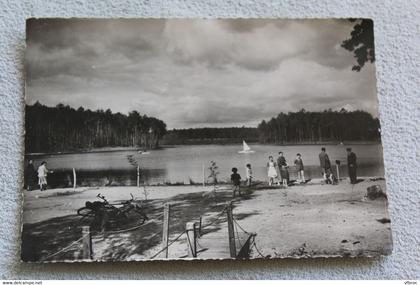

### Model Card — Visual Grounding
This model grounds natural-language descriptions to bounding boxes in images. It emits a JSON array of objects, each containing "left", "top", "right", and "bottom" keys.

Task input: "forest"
[
  {"left": 161, "top": 109, "right": 380, "bottom": 145},
  {"left": 25, "top": 103, "right": 380, "bottom": 153},
  {"left": 161, "top": 127, "right": 259, "bottom": 145},
  {"left": 25, "top": 102, "right": 167, "bottom": 153},
  {"left": 257, "top": 109, "right": 380, "bottom": 144}
]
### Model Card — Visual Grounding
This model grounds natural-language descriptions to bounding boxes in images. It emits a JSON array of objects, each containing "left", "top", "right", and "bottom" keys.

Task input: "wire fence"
[
  {"left": 149, "top": 230, "right": 187, "bottom": 259},
  {"left": 41, "top": 209, "right": 164, "bottom": 261},
  {"left": 40, "top": 199, "right": 266, "bottom": 261},
  {"left": 40, "top": 233, "right": 90, "bottom": 262}
]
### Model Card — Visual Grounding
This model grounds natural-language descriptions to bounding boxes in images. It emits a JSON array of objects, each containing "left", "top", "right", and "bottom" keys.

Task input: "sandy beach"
[{"left": 21, "top": 178, "right": 392, "bottom": 261}]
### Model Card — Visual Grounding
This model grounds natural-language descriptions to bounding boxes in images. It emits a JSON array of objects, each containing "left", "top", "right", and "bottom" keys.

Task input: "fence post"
[
  {"left": 202, "top": 163, "right": 205, "bottom": 186},
  {"left": 336, "top": 164, "right": 340, "bottom": 180},
  {"left": 197, "top": 216, "right": 202, "bottom": 237},
  {"left": 137, "top": 165, "right": 140, "bottom": 188},
  {"left": 72, "top": 168, "right": 77, "bottom": 189},
  {"left": 226, "top": 202, "right": 236, "bottom": 258},
  {"left": 161, "top": 203, "right": 170, "bottom": 258},
  {"left": 81, "top": 226, "right": 92, "bottom": 260},
  {"left": 335, "top": 160, "right": 341, "bottom": 180},
  {"left": 186, "top": 222, "right": 197, "bottom": 258}
]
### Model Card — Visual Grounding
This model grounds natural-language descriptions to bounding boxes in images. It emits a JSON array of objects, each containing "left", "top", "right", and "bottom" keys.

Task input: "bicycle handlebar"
[
  {"left": 95, "top": 193, "right": 138, "bottom": 206},
  {"left": 96, "top": 193, "right": 108, "bottom": 203}
]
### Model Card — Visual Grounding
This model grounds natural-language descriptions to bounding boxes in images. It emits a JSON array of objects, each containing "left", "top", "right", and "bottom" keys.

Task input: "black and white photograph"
[{"left": 21, "top": 18, "right": 392, "bottom": 262}]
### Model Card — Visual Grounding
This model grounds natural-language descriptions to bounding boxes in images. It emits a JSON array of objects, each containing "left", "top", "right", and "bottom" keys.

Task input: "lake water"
[{"left": 26, "top": 144, "right": 385, "bottom": 188}]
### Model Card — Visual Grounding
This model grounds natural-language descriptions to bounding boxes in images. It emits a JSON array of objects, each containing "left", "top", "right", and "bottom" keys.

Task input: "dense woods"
[
  {"left": 25, "top": 102, "right": 167, "bottom": 153},
  {"left": 162, "top": 109, "right": 380, "bottom": 145},
  {"left": 161, "top": 127, "right": 259, "bottom": 145},
  {"left": 25, "top": 103, "right": 380, "bottom": 153},
  {"left": 257, "top": 109, "right": 380, "bottom": 144}
]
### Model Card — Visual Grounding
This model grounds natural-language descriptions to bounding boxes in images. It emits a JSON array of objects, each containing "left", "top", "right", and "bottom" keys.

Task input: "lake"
[{"left": 26, "top": 143, "right": 385, "bottom": 188}]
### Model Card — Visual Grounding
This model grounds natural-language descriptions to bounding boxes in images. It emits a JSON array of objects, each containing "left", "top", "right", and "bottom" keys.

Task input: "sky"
[{"left": 25, "top": 19, "right": 379, "bottom": 129}]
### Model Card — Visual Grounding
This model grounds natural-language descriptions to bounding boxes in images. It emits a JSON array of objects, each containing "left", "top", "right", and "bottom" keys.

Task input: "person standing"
[
  {"left": 277, "top": 152, "right": 289, "bottom": 187},
  {"left": 245, "top": 163, "right": 253, "bottom": 187},
  {"left": 24, "top": 160, "right": 37, "bottom": 191},
  {"left": 231, "top": 167, "right": 242, "bottom": 197},
  {"left": 319, "top": 147, "right": 332, "bottom": 184},
  {"left": 346, "top": 148, "right": 357, "bottom": 184},
  {"left": 294, "top": 153, "right": 305, "bottom": 183},
  {"left": 267, "top": 156, "right": 277, "bottom": 186},
  {"left": 37, "top": 161, "right": 52, "bottom": 191}
]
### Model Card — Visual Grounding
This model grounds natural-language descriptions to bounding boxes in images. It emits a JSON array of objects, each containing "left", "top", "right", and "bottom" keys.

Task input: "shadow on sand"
[{"left": 21, "top": 187, "right": 258, "bottom": 262}]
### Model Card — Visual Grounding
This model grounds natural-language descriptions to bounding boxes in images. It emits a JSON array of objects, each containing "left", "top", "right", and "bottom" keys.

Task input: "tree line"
[
  {"left": 25, "top": 103, "right": 380, "bottom": 153},
  {"left": 257, "top": 109, "right": 380, "bottom": 144},
  {"left": 162, "top": 109, "right": 380, "bottom": 145},
  {"left": 161, "top": 127, "right": 259, "bottom": 145},
  {"left": 25, "top": 102, "right": 167, "bottom": 153}
]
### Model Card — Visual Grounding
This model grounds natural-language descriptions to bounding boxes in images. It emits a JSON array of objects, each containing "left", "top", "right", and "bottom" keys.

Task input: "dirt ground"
[{"left": 20, "top": 178, "right": 392, "bottom": 261}]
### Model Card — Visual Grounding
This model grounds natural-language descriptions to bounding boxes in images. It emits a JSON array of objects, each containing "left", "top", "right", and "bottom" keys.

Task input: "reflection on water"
[{"left": 26, "top": 144, "right": 385, "bottom": 187}]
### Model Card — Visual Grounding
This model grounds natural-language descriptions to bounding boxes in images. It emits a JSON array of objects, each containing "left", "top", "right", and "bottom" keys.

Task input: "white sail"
[
  {"left": 238, "top": 140, "right": 254, "bottom": 153},
  {"left": 243, "top": 140, "right": 251, "bottom": 151}
]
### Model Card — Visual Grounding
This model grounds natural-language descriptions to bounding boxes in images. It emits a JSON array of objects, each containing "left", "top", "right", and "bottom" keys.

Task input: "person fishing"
[{"left": 319, "top": 147, "right": 333, "bottom": 184}]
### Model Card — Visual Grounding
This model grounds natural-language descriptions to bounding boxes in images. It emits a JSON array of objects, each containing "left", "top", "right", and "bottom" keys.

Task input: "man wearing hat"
[{"left": 346, "top": 148, "right": 357, "bottom": 184}]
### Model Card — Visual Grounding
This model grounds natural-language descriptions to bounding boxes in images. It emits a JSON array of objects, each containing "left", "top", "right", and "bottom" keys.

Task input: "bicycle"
[{"left": 77, "top": 193, "right": 148, "bottom": 232}]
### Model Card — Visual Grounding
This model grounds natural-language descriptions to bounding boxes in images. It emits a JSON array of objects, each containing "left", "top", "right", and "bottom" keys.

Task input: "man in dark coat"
[
  {"left": 277, "top": 152, "right": 289, "bottom": 184},
  {"left": 24, "top": 160, "right": 37, "bottom": 191},
  {"left": 319, "top": 147, "right": 332, "bottom": 183},
  {"left": 347, "top": 148, "right": 357, "bottom": 184}
]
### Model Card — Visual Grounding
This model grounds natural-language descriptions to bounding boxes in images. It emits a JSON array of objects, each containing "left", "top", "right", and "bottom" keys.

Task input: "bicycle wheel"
[{"left": 77, "top": 207, "right": 95, "bottom": 218}]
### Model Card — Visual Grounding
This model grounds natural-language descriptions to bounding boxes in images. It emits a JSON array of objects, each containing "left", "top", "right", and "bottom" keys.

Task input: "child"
[
  {"left": 245, "top": 163, "right": 253, "bottom": 187},
  {"left": 231, "top": 167, "right": 241, "bottom": 197},
  {"left": 267, "top": 156, "right": 277, "bottom": 186},
  {"left": 294, "top": 153, "right": 305, "bottom": 183}
]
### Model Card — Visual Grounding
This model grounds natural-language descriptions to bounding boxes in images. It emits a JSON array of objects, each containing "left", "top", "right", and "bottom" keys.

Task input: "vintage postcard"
[{"left": 22, "top": 18, "right": 392, "bottom": 262}]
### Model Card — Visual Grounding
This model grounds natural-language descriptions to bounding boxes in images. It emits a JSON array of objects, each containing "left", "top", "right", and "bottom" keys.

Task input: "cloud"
[{"left": 25, "top": 19, "right": 379, "bottom": 129}]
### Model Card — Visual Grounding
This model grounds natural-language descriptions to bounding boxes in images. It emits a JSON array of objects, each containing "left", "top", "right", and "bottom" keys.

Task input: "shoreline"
[{"left": 25, "top": 141, "right": 382, "bottom": 156}]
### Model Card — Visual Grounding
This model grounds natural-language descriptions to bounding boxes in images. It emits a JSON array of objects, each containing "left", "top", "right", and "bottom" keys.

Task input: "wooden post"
[
  {"left": 186, "top": 222, "right": 197, "bottom": 258},
  {"left": 161, "top": 203, "right": 170, "bottom": 258},
  {"left": 336, "top": 164, "right": 340, "bottom": 180},
  {"left": 81, "top": 226, "right": 92, "bottom": 260},
  {"left": 335, "top": 160, "right": 341, "bottom": 181},
  {"left": 226, "top": 202, "right": 236, "bottom": 258},
  {"left": 137, "top": 165, "right": 140, "bottom": 188},
  {"left": 198, "top": 216, "right": 202, "bottom": 237},
  {"left": 202, "top": 163, "right": 205, "bottom": 186},
  {"left": 72, "top": 168, "right": 77, "bottom": 189}
]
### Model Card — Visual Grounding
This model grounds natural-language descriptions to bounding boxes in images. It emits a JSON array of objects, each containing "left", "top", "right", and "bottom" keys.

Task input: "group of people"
[
  {"left": 24, "top": 160, "right": 53, "bottom": 191},
  {"left": 230, "top": 147, "right": 358, "bottom": 195},
  {"left": 318, "top": 147, "right": 358, "bottom": 184},
  {"left": 266, "top": 152, "right": 306, "bottom": 186}
]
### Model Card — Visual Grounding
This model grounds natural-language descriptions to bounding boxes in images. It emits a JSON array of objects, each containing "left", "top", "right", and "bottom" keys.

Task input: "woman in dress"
[
  {"left": 37, "top": 161, "right": 53, "bottom": 191},
  {"left": 267, "top": 156, "right": 277, "bottom": 186}
]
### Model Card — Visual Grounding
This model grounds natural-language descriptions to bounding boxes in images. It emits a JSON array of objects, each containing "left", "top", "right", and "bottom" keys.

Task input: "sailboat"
[{"left": 238, "top": 140, "right": 255, "bottom": 154}]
